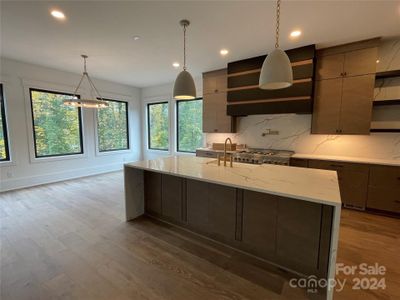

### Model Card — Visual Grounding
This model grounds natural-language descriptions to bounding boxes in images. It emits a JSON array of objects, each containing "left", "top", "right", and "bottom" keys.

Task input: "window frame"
[
  {"left": 96, "top": 98, "right": 130, "bottom": 153},
  {"left": 0, "top": 83, "right": 10, "bottom": 162},
  {"left": 147, "top": 101, "right": 169, "bottom": 151},
  {"left": 176, "top": 98, "right": 203, "bottom": 154},
  {"left": 29, "top": 88, "right": 84, "bottom": 159}
]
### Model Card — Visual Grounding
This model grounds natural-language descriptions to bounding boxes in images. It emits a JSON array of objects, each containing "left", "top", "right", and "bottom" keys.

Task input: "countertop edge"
[
  {"left": 292, "top": 154, "right": 400, "bottom": 167},
  {"left": 124, "top": 163, "right": 341, "bottom": 207}
]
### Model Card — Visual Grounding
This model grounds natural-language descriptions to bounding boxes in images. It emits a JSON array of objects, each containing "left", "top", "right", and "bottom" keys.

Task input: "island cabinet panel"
[
  {"left": 240, "top": 190, "right": 278, "bottom": 260},
  {"left": 308, "top": 160, "right": 369, "bottom": 209},
  {"left": 186, "top": 179, "right": 236, "bottom": 243},
  {"left": 161, "top": 174, "right": 184, "bottom": 224},
  {"left": 144, "top": 171, "right": 162, "bottom": 216},
  {"left": 276, "top": 199, "right": 327, "bottom": 276}
]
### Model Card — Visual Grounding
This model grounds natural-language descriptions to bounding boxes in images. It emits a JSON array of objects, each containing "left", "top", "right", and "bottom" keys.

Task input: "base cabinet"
[
  {"left": 186, "top": 179, "right": 236, "bottom": 243},
  {"left": 143, "top": 171, "right": 334, "bottom": 278}
]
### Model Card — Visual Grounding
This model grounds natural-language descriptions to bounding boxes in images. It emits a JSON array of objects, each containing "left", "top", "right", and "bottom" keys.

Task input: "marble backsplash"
[{"left": 205, "top": 114, "right": 400, "bottom": 161}]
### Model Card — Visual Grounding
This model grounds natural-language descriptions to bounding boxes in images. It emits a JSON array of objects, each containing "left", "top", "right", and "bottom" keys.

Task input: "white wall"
[
  {"left": 0, "top": 58, "right": 142, "bottom": 192},
  {"left": 140, "top": 77, "right": 204, "bottom": 160}
]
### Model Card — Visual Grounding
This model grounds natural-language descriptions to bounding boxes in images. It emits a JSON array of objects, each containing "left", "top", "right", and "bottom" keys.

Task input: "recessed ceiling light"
[
  {"left": 376, "top": 59, "right": 380, "bottom": 63},
  {"left": 51, "top": 10, "right": 65, "bottom": 20},
  {"left": 290, "top": 30, "right": 302, "bottom": 38},
  {"left": 220, "top": 49, "right": 229, "bottom": 56},
  {"left": 133, "top": 35, "right": 140, "bottom": 41},
  {"left": 172, "top": 62, "right": 180, "bottom": 68}
]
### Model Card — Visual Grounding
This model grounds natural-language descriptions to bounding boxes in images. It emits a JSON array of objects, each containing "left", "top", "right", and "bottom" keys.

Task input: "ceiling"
[{"left": 1, "top": 1, "right": 399, "bottom": 88}]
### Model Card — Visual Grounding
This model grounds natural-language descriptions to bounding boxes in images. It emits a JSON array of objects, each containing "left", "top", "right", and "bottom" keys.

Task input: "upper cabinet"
[
  {"left": 312, "top": 38, "right": 379, "bottom": 134},
  {"left": 202, "top": 69, "right": 236, "bottom": 133}
]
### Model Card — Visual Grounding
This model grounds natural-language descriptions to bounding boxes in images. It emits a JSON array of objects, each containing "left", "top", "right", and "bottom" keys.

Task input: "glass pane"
[
  {"left": 30, "top": 90, "right": 82, "bottom": 157},
  {"left": 177, "top": 99, "right": 203, "bottom": 153},
  {"left": 148, "top": 102, "right": 169, "bottom": 150},
  {"left": 97, "top": 100, "right": 128, "bottom": 152}
]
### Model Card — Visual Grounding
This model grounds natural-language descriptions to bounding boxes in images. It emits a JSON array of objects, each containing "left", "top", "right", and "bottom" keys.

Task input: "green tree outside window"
[
  {"left": 177, "top": 99, "right": 203, "bottom": 153},
  {"left": 148, "top": 102, "right": 169, "bottom": 150},
  {"left": 30, "top": 89, "right": 83, "bottom": 157}
]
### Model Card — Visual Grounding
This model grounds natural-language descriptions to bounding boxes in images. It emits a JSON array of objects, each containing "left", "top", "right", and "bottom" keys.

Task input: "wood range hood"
[{"left": 226, "top": 45, "right": 316, "bottom": 116}]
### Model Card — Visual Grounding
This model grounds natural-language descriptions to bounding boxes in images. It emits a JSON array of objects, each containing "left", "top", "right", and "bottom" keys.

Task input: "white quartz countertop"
[
  {"left": 292, "top": 154, "right": 400, "bottom": 167},
  {"left": 125, "top": 156, "right": 341, "bottom": 207}
]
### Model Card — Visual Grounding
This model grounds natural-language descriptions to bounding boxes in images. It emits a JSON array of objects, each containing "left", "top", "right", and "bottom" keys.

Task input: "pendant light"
[
  {"left": 63, "top": 55, "right": 109, "bottom": 108},
  {"left": 173, "top": 20, "right": 196, "bottom": 100},
  {"left": 259, "top": 0, "right": 293, "bottom": 90}
]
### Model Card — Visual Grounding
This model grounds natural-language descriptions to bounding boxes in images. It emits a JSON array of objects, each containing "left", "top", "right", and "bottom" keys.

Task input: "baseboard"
[{"left": 0, "top": 163, "right": 123, "bottom": 192}]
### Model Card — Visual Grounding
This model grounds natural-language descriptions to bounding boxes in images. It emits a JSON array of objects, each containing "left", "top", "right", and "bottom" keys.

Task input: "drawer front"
[
  {"left": 290, "top": 158, "right": 309, "bottom": 168},
  {"left": 195, "top": 150, "right": 218, "bottom": 158},
  {"left": 308, "top": 159, "right": 369, "bottom": 172},
  {"left": 367, "top": 186, "right": 400, "bottom": 213},
  {"left": 369, "top": 165, "right": 400, "bottom": 188}
]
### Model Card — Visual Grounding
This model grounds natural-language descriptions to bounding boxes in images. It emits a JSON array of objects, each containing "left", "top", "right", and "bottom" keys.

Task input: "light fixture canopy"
[
  {"left": 259, "top": 0, "right": 293, "bottom": 90},
  {"left": 64, "top": 55, "right": 109, "bottom": 109},
  {"left": 173, "top": 19, "right": 196, "bottom": 100}
]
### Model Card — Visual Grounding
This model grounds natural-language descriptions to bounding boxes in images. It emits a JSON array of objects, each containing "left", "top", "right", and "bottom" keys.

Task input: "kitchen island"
[{"left": 124, "top": 156, "right": 341, "bottom": 299}]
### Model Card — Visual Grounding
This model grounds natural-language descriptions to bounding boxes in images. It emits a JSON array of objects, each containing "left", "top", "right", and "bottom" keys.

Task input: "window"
[
  {"left": 147, "top": 102, "right": 169, "bottom": 150},
  {"left": 177, "top": 98, "right": 203, "bottom": 153},
  {"left": 30, "top": 88, "right": 83, "bottom": 158},
  {"left": 0, "top": 84, "right": 10, "bottom": 161},
  {"left": 97, "top": 98, "right": 129, "bottom": 152}
]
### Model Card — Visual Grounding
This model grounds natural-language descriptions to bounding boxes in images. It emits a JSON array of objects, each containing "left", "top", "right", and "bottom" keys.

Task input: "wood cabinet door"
[
  {"left": 367, "top": 186, "right": 400, "bottom": 213},
  {"left": 241, "top": 190, "right": 277, "bottom": 260},
  {"left": 203, "top": 92, "right": 232, "bottom": 133},
  {"left": 203, "top": 69, "right": 227, "bottom": 95},
  {"left": 311, "top": 78, "right": 342, "bottom": 134},
  {"left": 144, "top": 171, "right": 162, "bottom": 215},
  {"left": 340, "top": 74, "right": 374, "bottom": 134},
  {"left": 186, "top": 179, "right": 209, "bottom": 233},
  {"left": 202, "top": 93, "right": 218, "bottom": 133},
  {"left": 208, "top": 183, "right": 237, "bottom": 242},
  {"left": 276, "top": 199, "right": 323, "bottom": 275},
  {"left": 344, "top": 47, "right": 377, "bottom": 77},
  {"left": 315, "top": 53, "right": 345, "bottom": 80},
  {"left": 161, "top": 174, "right": 183, "bottom": 223},
  {"left": 338, "top": 170, "right": 369, "bottom": 209}
]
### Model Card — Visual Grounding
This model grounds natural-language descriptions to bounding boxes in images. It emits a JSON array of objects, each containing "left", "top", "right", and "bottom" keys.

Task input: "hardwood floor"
[{"left": 1, "top": 172, "right": 399, "bottom": 300}]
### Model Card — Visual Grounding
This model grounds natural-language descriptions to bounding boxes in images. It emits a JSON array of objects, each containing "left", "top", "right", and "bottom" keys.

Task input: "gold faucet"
[{"left": 217, "top": 137, "right": 233, "bottom": 167}]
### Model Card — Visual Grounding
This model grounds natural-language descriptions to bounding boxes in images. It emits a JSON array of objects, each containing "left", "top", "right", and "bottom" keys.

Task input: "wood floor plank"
[{"left": 1, "top": 171, "right": 399, "bottom": 300}]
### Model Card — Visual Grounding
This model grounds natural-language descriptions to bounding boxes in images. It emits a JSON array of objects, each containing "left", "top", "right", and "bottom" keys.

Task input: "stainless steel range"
[{"left": 232, "top": 148, "right": 294, "bottom": 165}]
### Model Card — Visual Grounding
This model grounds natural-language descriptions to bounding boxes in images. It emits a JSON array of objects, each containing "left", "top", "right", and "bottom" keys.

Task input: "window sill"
[
  {"left": 29, "top": 153, "right": 87, "bottom": 164},
  {"left": 95, "top": 149, "right": 131, "bottom": 157}
]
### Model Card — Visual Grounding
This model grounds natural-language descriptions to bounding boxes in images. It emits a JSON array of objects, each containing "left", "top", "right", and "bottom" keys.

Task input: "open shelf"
[
  {"left": 373, "top": 99, "right": 400, "bottom": 106},
  {"left": 370, "top": 128, "right": 400, "bottom": 133},
  {"left": 375, "top": 70, "right": 400, "bottom": 79}
]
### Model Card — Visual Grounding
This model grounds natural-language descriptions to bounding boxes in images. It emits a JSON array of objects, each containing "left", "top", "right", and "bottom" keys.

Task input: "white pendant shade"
[
  {"left": 173, "top": 70, "right": 196, "bottom": 100},
  {"left": 259, "top": 48, "right": 293, "bottom": 90}
]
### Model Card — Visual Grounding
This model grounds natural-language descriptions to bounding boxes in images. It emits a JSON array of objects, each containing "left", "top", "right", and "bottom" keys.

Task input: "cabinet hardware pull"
[{"left": 344, "top": 72, "right": 347, "bottom": 76}]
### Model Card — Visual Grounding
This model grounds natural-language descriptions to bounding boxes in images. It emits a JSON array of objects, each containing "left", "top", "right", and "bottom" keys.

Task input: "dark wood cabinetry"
[
  {"left": 186, "top": 179, "right": 236, "bottom": 243},
  {"left": 308, "top": 160, "right": 369, "bottom": 209},
  {"left": 312, "top": 39, "right": 379, "bottom": 134},
  {"left": 161, "top": 174, "right": 184, "bottom": 223},
  {"left": 142, "top": 171, "right": 334, "bottom": 277},
  {"left": 276, "top": 199, "right": 332, "bottom": 276},
  {"left": 144, "top": 171, "right": 162, "bottom": 215},
  {"left": 291, "top": 157, "right": 400, "bottom": 215},
  {"left": 202, "top": 69, "right": 236, "bottom": 133},
  {"left": 241, "top": 190, "right": 277, "bottom": 260},
  {"left": 367, "top": 165, "right": 400, "bottom": 214}
]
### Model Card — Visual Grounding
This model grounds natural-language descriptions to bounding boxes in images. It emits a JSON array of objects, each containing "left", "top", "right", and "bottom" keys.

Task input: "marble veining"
[
  {"left": 126, "top": 156, "right": 341, "bottom": 207},
  {"left": 206, "top": 114, "right": 400, "bottom": 161}
]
